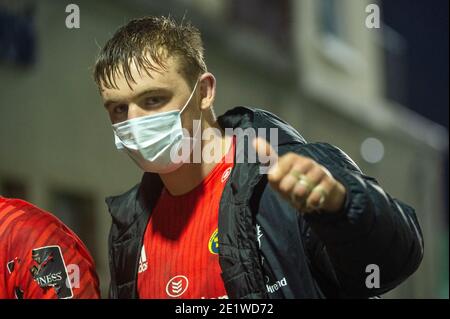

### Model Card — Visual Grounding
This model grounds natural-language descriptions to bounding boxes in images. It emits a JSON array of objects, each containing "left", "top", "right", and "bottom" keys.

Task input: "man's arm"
[
  {"left": 301, "top": 143, "right": 423, "bottom": 297},
  {"left": 255, "top": 139, "right": 424, "bottom": 297}
]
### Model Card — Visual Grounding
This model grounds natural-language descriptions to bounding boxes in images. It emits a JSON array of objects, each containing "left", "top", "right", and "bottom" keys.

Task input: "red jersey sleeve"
[{"left": 0, "top": 197, "right": 100, "bottom": 299}]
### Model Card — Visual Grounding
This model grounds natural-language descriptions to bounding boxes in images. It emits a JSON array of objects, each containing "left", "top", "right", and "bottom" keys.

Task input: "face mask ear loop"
[
  {"left": 179, "top": 79, "right": 200, "bottom": 115},
  {"left": 192, "top": 111, "right": 203, "bottom": 141}
]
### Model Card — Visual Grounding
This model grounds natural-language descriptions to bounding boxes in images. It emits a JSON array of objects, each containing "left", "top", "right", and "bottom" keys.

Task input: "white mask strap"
[{"left": 179, "top": 79, "right": 200, "bottom": 114}]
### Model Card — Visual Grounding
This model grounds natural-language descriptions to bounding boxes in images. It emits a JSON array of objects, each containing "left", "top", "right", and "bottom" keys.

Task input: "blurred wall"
[{"left": 0, "top": 0, "right": 447, "bottom": 298}]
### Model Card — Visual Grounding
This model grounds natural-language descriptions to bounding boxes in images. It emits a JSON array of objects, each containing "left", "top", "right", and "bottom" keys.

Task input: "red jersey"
[
  {"left": 0, "top": 197, "right": 100, "bottom": 299},
  {"left": 137, "top": 141, "right": 235, "bottom": 299}
]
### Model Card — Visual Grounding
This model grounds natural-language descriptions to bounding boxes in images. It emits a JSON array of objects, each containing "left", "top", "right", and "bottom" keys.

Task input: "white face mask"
[{"left": 112, "top": 80, "right": 201, "bottom": 174}]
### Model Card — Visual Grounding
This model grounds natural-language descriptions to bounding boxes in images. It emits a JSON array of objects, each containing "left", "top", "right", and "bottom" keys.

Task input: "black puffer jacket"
[{"left": 106, "top": 107, "right": 424, "bottom": 298}]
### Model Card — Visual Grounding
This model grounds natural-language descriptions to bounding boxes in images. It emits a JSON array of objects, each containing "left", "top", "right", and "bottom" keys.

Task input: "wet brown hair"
[{"left": 93, "top": 15, "right": 207, "bottom": 89}]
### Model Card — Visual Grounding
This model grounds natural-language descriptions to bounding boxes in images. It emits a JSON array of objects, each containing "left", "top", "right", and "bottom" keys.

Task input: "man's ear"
[{"left": 199, "top": 72, "right": 216, "bottom": 111}]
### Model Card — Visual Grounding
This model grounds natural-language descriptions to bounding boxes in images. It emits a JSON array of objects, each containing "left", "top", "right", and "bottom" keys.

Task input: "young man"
[
  {"left": 94, "top": 16, "right": 423, "bottom": 299},
  {"left": 0, "top": 196, "right": 100, "bottom": 299}
]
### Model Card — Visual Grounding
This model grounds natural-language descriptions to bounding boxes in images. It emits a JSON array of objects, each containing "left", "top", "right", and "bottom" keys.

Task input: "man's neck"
[{"left": 159, "top": 121, "right": 233, "bottom": 196}]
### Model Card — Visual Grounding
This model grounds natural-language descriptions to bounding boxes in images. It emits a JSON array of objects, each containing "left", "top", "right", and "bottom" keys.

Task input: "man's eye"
[
  {"left": 113, "top": 104, "right": 128, "bottom": 114},
  {"left": 144, "top": 96, "right": 165, "bottom": 106}
]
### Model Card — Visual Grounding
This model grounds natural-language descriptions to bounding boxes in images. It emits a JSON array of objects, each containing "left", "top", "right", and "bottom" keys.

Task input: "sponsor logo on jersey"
[
  {"left": 138, "top": 245, "right": 148, "bottom": 274},
  {"left": 200, "top": 295, "right": 229, "bottom": 299},
  {"left": 30, "top": 245, "right": 73, "bottom": 299},
  {"left": 7, "top": 258, "right": 19, "bottom": 274},
  {"left": 208, "top": 228, "right": 219, "bottom": 254},
  {"left": 256, "top": 224, "right": 265, "bottom": 265},
  {"left": 14, "top": 287, "right": 24, "bottom": 299},
  {"left": 166, "top": 275, "right": 189, "bottom": 298},
  {"left": 221, "top": 167, "right": 232, "bottom": 183},
  {"left": 266, "top": 277, "right": 288, "bottom": 294},
  {"left": 256, "top": 224, "right": 263, "bottom": 249}
]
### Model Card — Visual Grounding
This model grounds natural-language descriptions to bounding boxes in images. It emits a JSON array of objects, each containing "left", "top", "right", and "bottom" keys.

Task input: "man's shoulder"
[
  {"left": 0, "top": 197, "right": 78, "bottom": 247},
  {"left": 0, "top": 197, "right": 61, "bottom": 225},
  {"left": 219, "top": 106, "right": 307, "bottom": 146}
]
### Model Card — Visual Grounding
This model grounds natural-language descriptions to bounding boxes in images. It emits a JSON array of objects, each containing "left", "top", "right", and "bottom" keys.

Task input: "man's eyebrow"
[
  {"left": 103, "top": 88, "right": 170, "bottom": 108},
  {"left": 134, "top": 88, "right": 170, "bottom": 100},
  {"left": 103, "top": 100, "right": 118, "bottom": 109}
]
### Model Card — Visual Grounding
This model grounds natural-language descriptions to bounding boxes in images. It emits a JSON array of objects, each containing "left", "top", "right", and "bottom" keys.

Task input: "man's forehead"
[{"left": 100, "top": 56, "right": 184, "bottom": 99}]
